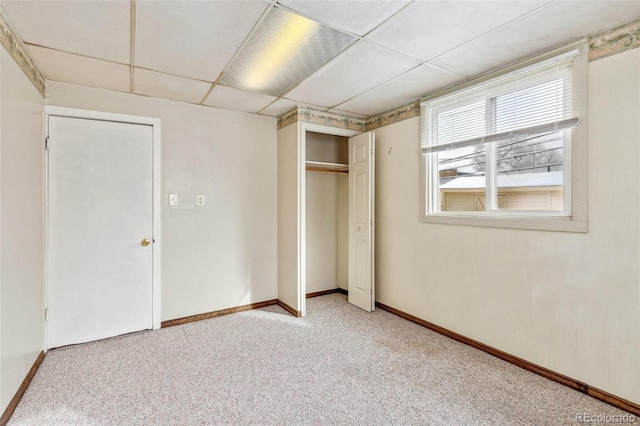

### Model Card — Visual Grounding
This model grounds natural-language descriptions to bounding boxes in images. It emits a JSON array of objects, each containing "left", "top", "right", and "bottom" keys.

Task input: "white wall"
[
  {"left": 373, "top": 48, "right": 640, "bottom": 404},
  {"left": 305, "top": 131, "right": 349, "bottom": 294},
  {"left": 0, "top": 49, "right": 45, "bottom": 413},
  {"left": 306, "top": 131, "right": 348, "bottom": 164},
  {"left": 337, "top": 174, "right": 348, "bottom": 290},
  {"left": 46, "top": 82, "right": 277, "bottom": 321},
  {"left": 306, "top": 171, "right": 339, "bottom": 293},
  {"left": 305, "top": 172, "right": 348, "bottom": 293},
  {"left": 277, "top": 123, "right": 300, "bottom": 310}
]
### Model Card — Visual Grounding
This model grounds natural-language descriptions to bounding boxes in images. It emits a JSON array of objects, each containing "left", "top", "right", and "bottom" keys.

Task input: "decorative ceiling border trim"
[
  {"left": 277, "top": 107, "right": 299, "bottom": 130},
  {"left": 365, "top": 101, "right": 420, "bottom": 131},
  {"left": 589, "top": 18, "right": 640, "bottom": 62},
  {"left": 277, "top": 107, "right": 366, "bottom": 132},
  {"left": 0, "top": 10, "right": 45, "bottom": 97},
  {"left": 298, "top": 107, "right": 365, "bottom": 132}
]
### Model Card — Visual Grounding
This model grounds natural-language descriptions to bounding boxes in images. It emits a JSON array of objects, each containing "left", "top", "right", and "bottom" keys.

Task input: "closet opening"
[
  {"left": 277, "top": 120, "right": 373, "bottom": 317},
  {"left": 305, "top": 131, "right": 349, "bottom": 305}
]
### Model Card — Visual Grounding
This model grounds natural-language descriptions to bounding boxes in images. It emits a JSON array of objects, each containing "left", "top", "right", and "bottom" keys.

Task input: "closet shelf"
[{"left": 306, "top": 160, "right": 348, "bottom": 173}]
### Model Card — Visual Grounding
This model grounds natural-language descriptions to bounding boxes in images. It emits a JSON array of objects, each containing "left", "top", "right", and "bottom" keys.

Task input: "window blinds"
[{"left": 420, "top": 50, "right": 579, "bottom": 154}]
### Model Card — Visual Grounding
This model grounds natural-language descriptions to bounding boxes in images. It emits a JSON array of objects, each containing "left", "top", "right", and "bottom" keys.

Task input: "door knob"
[
  {"left": 141, "top": 238, "right": 151, "bottom": 247},
  {"left": 356, "top": 226, "right": 361, "bottom": 231}
]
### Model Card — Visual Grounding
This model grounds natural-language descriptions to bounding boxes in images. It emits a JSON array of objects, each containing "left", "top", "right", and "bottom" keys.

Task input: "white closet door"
[
  {"left": 348, "top": 132, "right": 375, "bottom": 312},
  {"left": 47, "top": 116, "right": 154, "bottom": 348}
]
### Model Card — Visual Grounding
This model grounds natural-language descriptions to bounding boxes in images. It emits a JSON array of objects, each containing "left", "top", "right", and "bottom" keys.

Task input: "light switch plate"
[
  {"left": 169, "top": 193, "right": 178, "bottom": 206},
  {"left": 196, "top": 195, "right": 205, "bottom": 207}
]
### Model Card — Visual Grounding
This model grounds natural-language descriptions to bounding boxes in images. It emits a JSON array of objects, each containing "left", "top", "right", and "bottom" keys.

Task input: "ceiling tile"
[
  {"left": 134, "top": 68, "right": 212, "bottom": 104},
  {"left": 285, "top": 40, "right": 421, "bottom": 107},
  {"left": 135, "top": 0, "right": 269, "bottom": 82},
  {"left": 5, "top": 0, "right": 640, "bottom": 118},
  {"left": 368, "top": 0, "right": 546, "bottom": 61},
  {"left": 203, "top": 85, "right": 277, "bottom": 114},
  {"left": 1, "top": 0, "right": 130, "bottom": 63},
  {"left": 279, "top": 0, "right": 410, "bottom": 36},
  {"left": 27, "top": 45, "right": 130, "bottom": 93},
  {"left": 259, "top": 98, "right": 329, "bottom": 117},
  {"left": 430, "top": 1, "right": 640, "bottom": 78},
  {"left": 336, "top": 64, "right": 463, "bottom": 116},
  {"left": 220, "top": 7, "right": 357, "bottom": 96}
]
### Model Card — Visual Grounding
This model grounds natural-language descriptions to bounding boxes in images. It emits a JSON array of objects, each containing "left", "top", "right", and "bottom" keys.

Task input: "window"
[{"left": 420, "top": 46, "right": 588, "bottom": 232}]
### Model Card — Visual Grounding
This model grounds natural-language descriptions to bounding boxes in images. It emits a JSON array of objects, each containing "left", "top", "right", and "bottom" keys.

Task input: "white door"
[
  {"left": 47, "top": 116, "right": 154, "bottom": 348},
  {"left": 348, "top": 132, "right": 375, "bottom": 312}
]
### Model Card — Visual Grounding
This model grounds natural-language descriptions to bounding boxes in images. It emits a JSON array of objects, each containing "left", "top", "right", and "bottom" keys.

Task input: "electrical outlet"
[
  {"left": 196, "top": 195, "right": 205, "bottom": 207},
  {"left": 169, "top": 193, "right": 178, "bottom": 206}
]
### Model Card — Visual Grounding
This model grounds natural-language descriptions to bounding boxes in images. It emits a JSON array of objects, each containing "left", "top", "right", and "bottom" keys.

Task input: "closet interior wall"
[{"left": 305, "top": 131, "right": 349, "bottom": 295}]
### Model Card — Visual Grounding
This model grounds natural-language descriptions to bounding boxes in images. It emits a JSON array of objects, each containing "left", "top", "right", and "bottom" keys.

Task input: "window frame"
[{"left": 419, "top": 43, "right": 588, "bottom": 233}]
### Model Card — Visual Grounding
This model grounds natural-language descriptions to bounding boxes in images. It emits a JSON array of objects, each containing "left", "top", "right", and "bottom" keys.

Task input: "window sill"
[{"left": 420, "top": 213, "right": 588, "bottom": 233}]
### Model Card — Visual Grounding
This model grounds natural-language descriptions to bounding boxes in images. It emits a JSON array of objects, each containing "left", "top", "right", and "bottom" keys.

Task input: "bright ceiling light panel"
[{"left": 220, "top": 7, "right": 357, "bottom": 97}]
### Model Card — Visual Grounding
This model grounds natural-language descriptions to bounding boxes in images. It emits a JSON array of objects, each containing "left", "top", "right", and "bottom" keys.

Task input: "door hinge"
[
  {"left": 45, "top": 137, "right": 50, "bottom": 151},
  {"left": 44, "top": 308, "right": 48, "bottom": 322}
]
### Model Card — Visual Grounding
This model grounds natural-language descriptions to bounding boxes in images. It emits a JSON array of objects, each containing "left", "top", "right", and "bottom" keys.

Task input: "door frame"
[
  {"left": 44, "top": 106, "right": 162, "bottom": 349},
  {"left": 297, "top": 122, "right": 360, "bottom": 317}
]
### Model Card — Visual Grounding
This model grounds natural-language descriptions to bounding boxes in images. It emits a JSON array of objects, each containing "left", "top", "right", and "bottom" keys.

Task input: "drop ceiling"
[{"left": 2, "top": 0, "right": 640, "bottom": 118}]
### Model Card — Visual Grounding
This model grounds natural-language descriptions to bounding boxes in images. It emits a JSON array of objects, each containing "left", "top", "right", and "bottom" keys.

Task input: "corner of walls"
[
  {"left": 0, "top": 8, "right": 48, "bottom": 415},
  {"left": 277, "top": 108, "right": 299, "bottom": 131},
  {"left": 0, "top": 42, "right": 45, "bottom": 414},
  {"left": 589, "top": 18, "right": 640, "bottom": 62},
  {"left": 0, "top": 8, "right": 45, "bottom": 97}
]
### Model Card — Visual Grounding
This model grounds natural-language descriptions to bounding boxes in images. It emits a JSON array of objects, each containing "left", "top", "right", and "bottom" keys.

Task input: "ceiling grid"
[
  {"left": 129, "top": 0, "right": 135, "bottom": 93},
  {"left": 0, "top": 0, "right": 639, "bottom": 120}
]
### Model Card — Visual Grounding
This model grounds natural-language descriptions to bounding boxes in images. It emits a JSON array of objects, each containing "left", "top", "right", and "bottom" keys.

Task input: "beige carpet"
[{"left": 8, "top": 294, "right": 633, "bottom": 425}]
